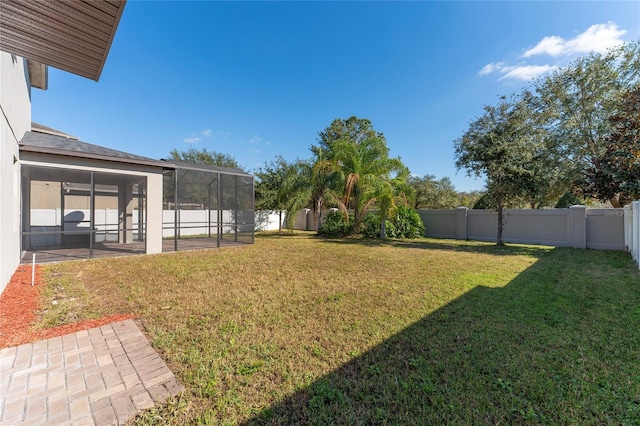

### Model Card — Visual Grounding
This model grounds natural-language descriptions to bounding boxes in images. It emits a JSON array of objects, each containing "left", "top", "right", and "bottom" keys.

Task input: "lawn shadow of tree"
[{"left": 243, "top": 248, "right": 640, "bottom": 425}]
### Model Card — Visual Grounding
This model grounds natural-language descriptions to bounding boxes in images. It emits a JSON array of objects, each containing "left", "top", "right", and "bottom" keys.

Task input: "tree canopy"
[
  {"left": 273, "top": 116, "right": 411, "bottom": 237},
  {"left": 455, "top": 95, "right": 539, "bottom": 244},
  {"left": 581, "top": 85, "right": 640, "bottom": 206},
  {"left": 169, "top": 147, "right": 243, "bottom": 170},
  {"left": 254, "top": 156, "right": 294, "bottom": 231},
  {"left": 528, "top": 40, "right": 640, "bottom": 206},
  {"left": 409, "top": 175, "right": 458, "bottom": 209},
  {"left": 455, "top": 40, "right": 640, "bottom": 216}
]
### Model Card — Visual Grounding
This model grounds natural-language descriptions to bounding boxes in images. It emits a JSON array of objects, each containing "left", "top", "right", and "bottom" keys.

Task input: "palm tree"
[
  {"left": 371, "top": 165, "right": 411, "bottom": 238},
  {"left": 330, "top": 136, "right": 408, "bottom": 234},
  {"left": 280, "top": 157, "right": 337, "bottom": 230}
]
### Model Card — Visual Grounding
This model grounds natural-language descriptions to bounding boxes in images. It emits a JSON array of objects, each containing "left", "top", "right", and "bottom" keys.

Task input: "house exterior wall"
[{"left": 0, "top": 52, "right": 32, "bottom": 293}]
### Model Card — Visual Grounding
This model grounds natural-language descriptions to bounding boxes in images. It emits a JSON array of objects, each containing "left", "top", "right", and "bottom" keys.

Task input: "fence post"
[
  {"left": 633, "top": 201, "right": 640, "bottom": 267},
  {"left": 456, "top": 207, "right": 468, "bottom": 240},
  {"left": 304, "top": 208, "right": 311, "bottom": 231},
  {"left": 570, "top": 205, "right": 587, "bottom": 249},
  {"left": 624, "top": 205, "right": 631, "bottom": 252}
]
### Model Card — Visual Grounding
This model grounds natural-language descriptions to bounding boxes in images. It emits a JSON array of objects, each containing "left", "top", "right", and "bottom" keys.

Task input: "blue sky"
[{"left": 32, "top": 1, "right": 640, "bottom": 192}]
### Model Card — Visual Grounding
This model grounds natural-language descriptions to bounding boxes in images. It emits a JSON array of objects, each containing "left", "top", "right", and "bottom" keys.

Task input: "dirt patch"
[{"left": 0, "top": 264, "right": 135, "bottom": 349}]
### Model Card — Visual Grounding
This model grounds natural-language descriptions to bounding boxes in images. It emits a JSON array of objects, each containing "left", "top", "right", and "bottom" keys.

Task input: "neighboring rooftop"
[{"left": 0, "top": 0, "right": 127, "bottom": 81}]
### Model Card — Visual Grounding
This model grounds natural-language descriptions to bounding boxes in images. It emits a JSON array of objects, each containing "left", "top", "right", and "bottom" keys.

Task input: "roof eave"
[
  {"left": 0, "top": 0, "right": 127, "bottom": 81},
  {"left": 19, "top": 144, "right": 173, "bottom": 170}
]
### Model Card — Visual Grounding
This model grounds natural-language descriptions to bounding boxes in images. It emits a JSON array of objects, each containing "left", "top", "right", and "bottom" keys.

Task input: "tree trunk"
[
  {"left": 315, "top": 199, "right": 323, "bottom": 232},
  {"left": 278, "top": 210, "right": 282, "bottom": 232},
  {"left": 496, "top": 200, "right": 505, "bottom": 246},
  {"left": 609, "top": 196, "right": 622, "bottom": 208},
  {"left": 354, "top": 206, "right": 361, "bottom": 234}
]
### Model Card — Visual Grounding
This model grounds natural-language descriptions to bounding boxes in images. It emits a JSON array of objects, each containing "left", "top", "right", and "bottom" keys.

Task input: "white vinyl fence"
[
  {"left": 28, "top": 209, "right": 246, "bottom": 247},
  {"left": 29, "top": 208, "right": 127, "bottom": 246},
  {"left": 625, "top": 201, "right": 640, "bottom": 269}
]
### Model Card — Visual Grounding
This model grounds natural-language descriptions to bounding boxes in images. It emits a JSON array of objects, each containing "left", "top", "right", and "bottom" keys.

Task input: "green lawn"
[{"left": 38, "top": 232, "right": 640, "bottom": 424}]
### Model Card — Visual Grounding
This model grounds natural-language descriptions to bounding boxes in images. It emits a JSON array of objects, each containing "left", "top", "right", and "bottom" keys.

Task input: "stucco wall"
[{"left": 0, "top": 52, "right": 32, "bottom": 293}]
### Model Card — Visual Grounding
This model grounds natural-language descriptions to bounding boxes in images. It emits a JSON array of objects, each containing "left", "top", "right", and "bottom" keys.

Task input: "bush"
[
  {"left": 392, "top": 205, "right": 425, "bottom": 238},
  {"left": 318, "top": 211, "right": 354, "bottom": 238},
  {"left": 363, "top": 206, "right": 424, "bottom": 239},
  {"left": 555, "top": 191, "right": 584, "bottom": 208},
  {"left": 362, "top": 213, "right": 397, "bottom": 239},
  {"left": 473, "top": 193, "right": 494, "bottom": 209}
]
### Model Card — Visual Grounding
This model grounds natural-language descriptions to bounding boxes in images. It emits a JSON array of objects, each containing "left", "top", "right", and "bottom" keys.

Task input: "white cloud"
[
  {"left": 478, "top": 62, "right": 504, "bottom": 76},
  {"left": 498, "top": 64, "right": 558, "bottom": 81},
  {"left": 479, "top": 62, "right": 557, "bottom": 81},
  {"left": 522, "top": 35, "right": 566, "bottom": 57},
  {"left": 480, "top": 22, "right": 627, "bottom": 82},
  {"left": 183, "top": 128, "right": 213, "bottom": 144},
  {"left": 248, "top": 135, "right": 262, "bottom": 144},
  {"left": 523, "top": 22, "right": 626, "bottom": 57}
]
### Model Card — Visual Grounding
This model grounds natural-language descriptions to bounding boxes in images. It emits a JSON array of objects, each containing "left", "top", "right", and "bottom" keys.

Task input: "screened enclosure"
[
  {"left": 21, "top": 164, "right": 148, "bottom": 262},
  {"left": 162, "top": 161, "right": 254, "bottom": 252}
]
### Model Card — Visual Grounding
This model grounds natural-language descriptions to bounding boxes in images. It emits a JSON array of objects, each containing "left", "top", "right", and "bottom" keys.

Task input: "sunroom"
[{"left": 20, "top": 123, "right": 254, "bottom": 263}]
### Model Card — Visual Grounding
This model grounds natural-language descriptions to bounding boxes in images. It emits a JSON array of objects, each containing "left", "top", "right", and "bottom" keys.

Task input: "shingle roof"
[{"left": 20, "top": 129, "right": 171, "bottom": 169}]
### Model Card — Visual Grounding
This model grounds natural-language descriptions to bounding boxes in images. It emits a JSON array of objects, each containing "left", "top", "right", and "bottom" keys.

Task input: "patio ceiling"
[{"left": 0, "top": 0, "right": 126, "bottom": 81}]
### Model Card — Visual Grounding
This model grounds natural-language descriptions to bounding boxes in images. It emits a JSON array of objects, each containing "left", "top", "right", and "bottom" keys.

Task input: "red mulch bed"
[{"left": 0, "top": 264, "right": 135, "bottom": 349}]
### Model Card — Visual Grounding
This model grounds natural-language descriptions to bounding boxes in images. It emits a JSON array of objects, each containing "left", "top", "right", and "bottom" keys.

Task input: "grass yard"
[{"left": 36, "top": 232, "right": 640, "bottom": 424}]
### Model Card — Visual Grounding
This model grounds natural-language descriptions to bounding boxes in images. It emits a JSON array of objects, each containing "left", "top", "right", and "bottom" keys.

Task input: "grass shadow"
[
  {"left": 243, "top": 248, "right": 640, "bottom": 424},
  {"left": 317, "top": 235, "right": 554, "bottom": 258},
  {"left": 257, "top": 230, "right": 553, "bottom": 257}
]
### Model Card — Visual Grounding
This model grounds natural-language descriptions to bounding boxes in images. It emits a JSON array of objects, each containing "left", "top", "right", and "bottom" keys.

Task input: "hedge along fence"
[
  {"left": 419, "top": 206, "right": 626, "bottom": 251},
  {"left": 625, "top": 201, "right": 640, "bottom": 269}
]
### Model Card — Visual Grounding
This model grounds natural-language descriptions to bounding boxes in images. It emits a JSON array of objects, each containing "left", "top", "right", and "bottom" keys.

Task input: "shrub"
[
  {"left": 363, "top": 206, "right": 424, "bottom": 239},
  {"left": 392, "top": 205, "right": 425, "bottom": 238},
  {"left": 555, "top": 191, "right": 584, "bottom": 208},
  {"left": 362, "top": 213, "right": 397, "bottom": 239},
  {"left": 473, "top": 194, "right": 494, "bottom": 209},
  {"left": 318, "top": 211, "right": 354, "bottom": 238}
]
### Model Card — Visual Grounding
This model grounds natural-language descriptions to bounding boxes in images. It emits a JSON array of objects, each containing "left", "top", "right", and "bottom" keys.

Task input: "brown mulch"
[{"left": 0, "top": 264, "right": 135, "bottom": 349}]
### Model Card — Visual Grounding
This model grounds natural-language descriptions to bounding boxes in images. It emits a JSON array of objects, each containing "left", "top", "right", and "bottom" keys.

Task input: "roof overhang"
[
  {"left": 20, "top": 125, "right": 173, "bottom": 170},
  {"left": 20, "top": 144, "right": 172, "bottom": 169},
  {"left": 0, "top": 0, "right": 126, "bottom": 81}
]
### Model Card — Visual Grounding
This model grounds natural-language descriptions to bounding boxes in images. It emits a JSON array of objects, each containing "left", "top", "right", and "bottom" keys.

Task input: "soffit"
[{"left": 0, "top": 0, "right": 126, "bottom": 81}]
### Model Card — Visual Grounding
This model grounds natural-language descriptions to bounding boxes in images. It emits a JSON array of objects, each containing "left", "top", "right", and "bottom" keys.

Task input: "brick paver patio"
[{"left": 0, "top": 319, "right": 184, "bottom": 425}]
